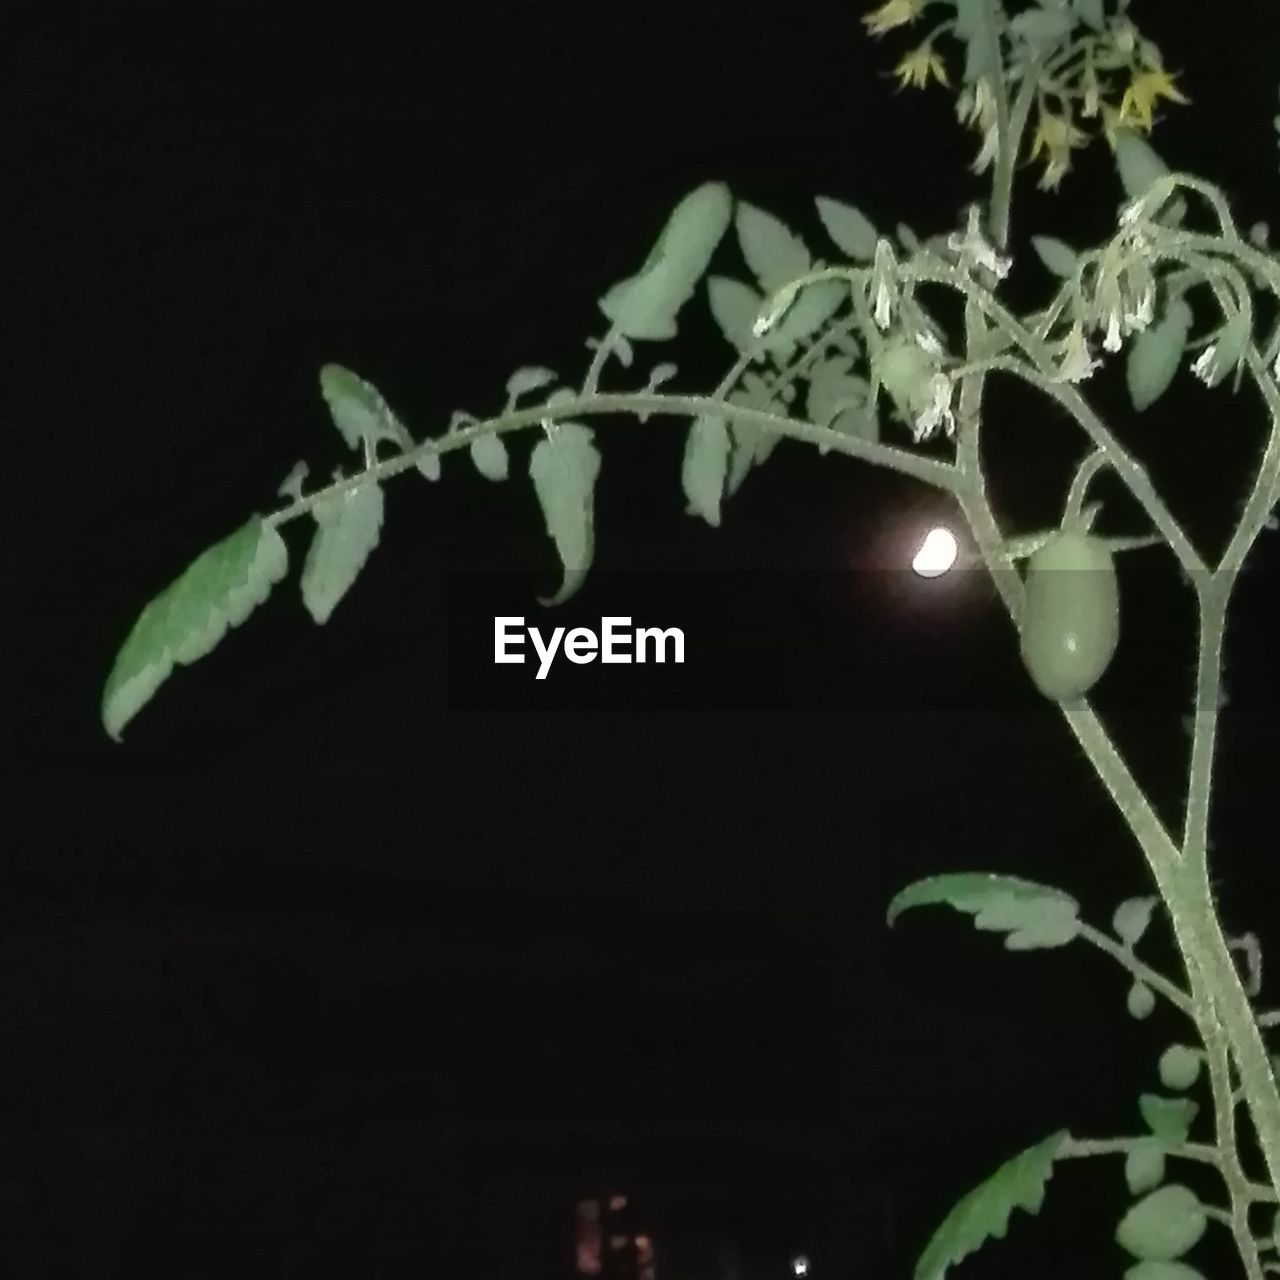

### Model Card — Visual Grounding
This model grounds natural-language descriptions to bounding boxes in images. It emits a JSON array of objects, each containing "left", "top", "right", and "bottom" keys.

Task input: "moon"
[{"left": 912, "top": 527, "right": 958, "bottom": 578}]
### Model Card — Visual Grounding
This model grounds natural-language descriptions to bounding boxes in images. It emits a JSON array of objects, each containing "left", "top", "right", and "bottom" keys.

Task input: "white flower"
[
  {"left": 947, "top": 206, "right": 1012, "bottom": 280},
  {"left": 1191, "top": 344, "right": 1218, "bottom": 385},
  {"left": 1056, "top": 324, "right": 1100, "bottom": 383},
  {"left": 916, "top": 329, "right": 943, "bottom": 356},
  {"left": 1119, "top": 198, "right": 1145, "bottom": 227},
  {"left": 1103, "top": 310, "right": 1124, "bottom": 353},
  {"left": 913, "top": 373, "right": 956, "bottom": 441},
  {"left": 874, "top": 281, "right": 894, "bottom": 329},
  {"left": 1123, "top": 284, "right": 1155, "bottom": 334},
  {"left": 871, "top": 238, "right": 899, "bottom": 330}
]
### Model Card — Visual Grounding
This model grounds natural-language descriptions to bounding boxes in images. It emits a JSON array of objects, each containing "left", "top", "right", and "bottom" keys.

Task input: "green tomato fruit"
[{"left": 1019, "top": 531, "right": 1119, "bottom": 701}]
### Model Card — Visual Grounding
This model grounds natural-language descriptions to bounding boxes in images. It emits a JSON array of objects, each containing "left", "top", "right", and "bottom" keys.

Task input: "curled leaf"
[
  {"left": 319, "top": 364, "right": 413, "bottom": 452},
  {"left": 300, "top": 481, "right": 385, "bottom": 624},
  {"left": 102, "top": 516, "right": 289, "bottom": 740},
  {"left": 529, "top": 422, "right": 601, "bottom": 606},
  {"left": 598, "top": 182, "right": 733, "bottom": 341},
  {"left": 887, "top": 873, "right": 1080, "bottom": 950},
  {"left": 682, "top": 414, "right": 730, "bottom": 528},
  {"left": 913, "top": 1131, "right": 1067, "bottom": 1280}
]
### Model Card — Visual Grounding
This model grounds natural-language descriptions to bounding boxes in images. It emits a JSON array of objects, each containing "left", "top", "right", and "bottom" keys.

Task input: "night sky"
[{"left": 6, "top": 1, "right": 1280, "bottom": 1276}]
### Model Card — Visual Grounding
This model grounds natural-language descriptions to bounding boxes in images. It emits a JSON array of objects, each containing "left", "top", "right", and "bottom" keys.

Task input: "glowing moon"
[{"left": 912, "top": 527, "right": 958, "bottom": 578}]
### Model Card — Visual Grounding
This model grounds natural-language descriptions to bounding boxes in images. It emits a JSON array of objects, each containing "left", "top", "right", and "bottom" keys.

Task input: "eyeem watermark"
[{"left": 494, "top": 616, "right": 685, "bottom": 679}]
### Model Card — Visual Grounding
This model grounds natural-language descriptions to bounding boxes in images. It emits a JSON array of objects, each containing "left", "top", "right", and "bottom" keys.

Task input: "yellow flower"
[
  {"left": 863, "top": 0, "right": 926, "bottom": 37},
  {"left": 893, "top": 44, "right": 950, "bottom": 90},
  {"left": 1118, "top": 68, "right": 1189, "bottom": 132},
  {"left": 1028, "top": 109, "right": 1088, "bottom": 190}
]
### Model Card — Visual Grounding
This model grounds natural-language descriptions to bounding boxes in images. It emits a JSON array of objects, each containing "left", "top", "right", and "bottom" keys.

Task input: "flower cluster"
[{"left": 861, "top": 1, "right": 1189, "bottom": 192}]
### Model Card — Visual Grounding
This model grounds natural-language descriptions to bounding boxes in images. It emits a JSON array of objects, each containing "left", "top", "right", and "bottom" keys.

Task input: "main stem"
[{"left": 961, "top": 32, "right": 1280, "bottom": 1212}]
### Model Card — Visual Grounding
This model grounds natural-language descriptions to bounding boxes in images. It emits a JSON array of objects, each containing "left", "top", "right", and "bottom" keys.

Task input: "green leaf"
[
  {"left": 1115, "top": 1185, "right": 1207, "bottom": 1261},
  {"left": 887, "top": 873, "right": 1081, "bottom": 950},
  {"left": 1139, "top": 1094, "right": 1198, "bottom": 1146},
  {"left": 300, "top": 481, "right": 385, "bottom": 625},
  {"left": 1128, "top": 300, "right": 1193, "bottom": 411},
  {"left": 1073, "top": 0, "right": 1105, "bottom": 29},
  {"left": 319, "top": 364, "right": 412, "bottom": 452},
  {"left": 505, "top": 366, "right": 558, "bottom": 403},
  {"left": 1114, "top": 130, "right": 1169, "bottom": 200},
  {"left": 707, "top": 275, "right": 764, "bottom": 353},
  {"left": 1128, "top": 982, "right": 1156, "bottom": 1019},
  {"left": 1113, "top": 895, "right": 1160, "bottom": 946},
  {"left": 598, "top": 182, "right": 733, "bottom": 341},
  {"left": 913, "top": 1131, "right": 1067, "bottom": 1280},
  {"left": 1125, "top": 1139, "right": 1167, "bottom": 1195},
  {"left": 815, "top": 196, "right": 879, "bottom": 260},
  {"left": 682, "top": 414, "right": 731, "bottom": 528},
  {"left": 735, "top": 202, "right": 811, "bottom": 294},
  {"left": 470, "top": 433, "right": 509, "bottom": 482},
  {"left": 102, "top": 516, "right": 289, "bottom": 740},
  {"left": 1158, "top": 1046, "right": 1202, "bottom": 1092},
  {"left": 1125, "top": 1262, "right": 1208, "bottom": 1280},
  {"left": 1031, "top": 235, "right": 1079, "bottom": 278},
  {"left": 1010, "top": 9, "right": 1073, "bottom": 44},
  {"left": 529, "top": 422, "right": 602, "bottom": 606},
  {"left": 807, "top": 357, "right": 875, "bottom": 452}
]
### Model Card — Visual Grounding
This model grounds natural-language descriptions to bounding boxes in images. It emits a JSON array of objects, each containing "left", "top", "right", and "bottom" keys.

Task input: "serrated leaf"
[
  {"left": 470, "top": 433, "right": 509, "bottom": 482},
  {"left": 102, "top": 516, "right": 289, "bottom": 740},
  {"left": 598, "top": 182, "right": 733, "bottom": 341},
  {"left": 707, "top": 275, "right": 764, "bottom": 352},
  {"left": 1125, "top": 1262, "right": 1208, "bottom": 1280},
  {"left": 1128, "top": 982, "right": 1156, "bottom": 1019},
  {"left": 1128, "top": 300, "right": 1193, "bottom": 411},
  {"left": 807, "top": 359, "right": 876, "bottom": 453},
  {"left": 815, "top": 196, "right": 879, "bottom": 260},
  {"left": 736, "top": 202, "right": 811, "bottom": 294},
  {"left": 1116, "top": 1185, "right": 1206, "bottom": 1262},
  {"left": 1158, "top": 1046, "right": 1202, "bottom": 1092},
  {"left": 1113, "top": 896, "right": 1160, "bottom": 946},
  {"left": 1031, "top": 235, "right": 1079, "bottom": 278},
  {"left": 913, "top": 1131, "right": 1067, "bottom": 1280},
  {"left": 1125, "top": 1139, "right": 1167, "bottom": 1195},
  {"left": 682, "top": 414, "right": 730, "bottom": 527},
  {"left": 529, "top": 422, "right": 601, "bottom": 606},
  {"left": 1139, "top": 1094, "right": 1198, "bottom": 1145},
  {"left": 506, "top": 366, "right": 558, "bottom": 401},
  {"left": 1115, "top": 131, "right": 1169, "bottom": 200},
  {"left": 319, "top": 364, "right": 412, "bottom": 452},
  {"left": 300, "top": 481, "right": 385, "bottom": 625},
  {"left": 1010, "top": 9, "right": 1073, "bottom": 43},
  {"left": 887, "top": 874, "right": 1080, "bottom": 950}
]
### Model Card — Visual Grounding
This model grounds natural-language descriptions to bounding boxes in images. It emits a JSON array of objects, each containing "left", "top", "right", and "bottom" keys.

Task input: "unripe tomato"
[{"left": 1019, "top": 531, "right": 1119, "bottom": 701}]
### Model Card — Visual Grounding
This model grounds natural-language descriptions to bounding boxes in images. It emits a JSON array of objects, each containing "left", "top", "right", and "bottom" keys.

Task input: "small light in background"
[
  {"left": 792, "top": 1255, "right": 810, "bottom": 1277},
  {"left": 912, "top": 527, "right": 958, "bottom": 578}
]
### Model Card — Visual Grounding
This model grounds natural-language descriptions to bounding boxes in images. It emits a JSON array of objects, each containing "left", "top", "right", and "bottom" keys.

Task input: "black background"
[{"left": 6, "top": 1, "right": 1280, "bottom": 1275}]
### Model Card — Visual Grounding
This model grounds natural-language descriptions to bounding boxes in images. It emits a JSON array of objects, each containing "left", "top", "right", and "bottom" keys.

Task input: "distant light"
[
  {"left": 793, "top": 1255, "right": 810, "bottom": 1277},
  {"left": 912, "top": 527, "right": 958, "bottom": 578}
]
